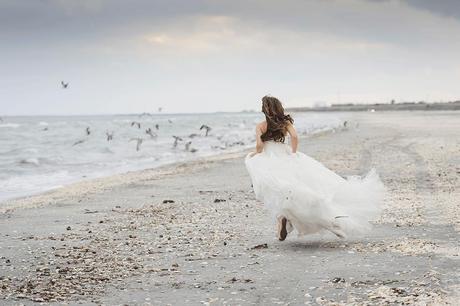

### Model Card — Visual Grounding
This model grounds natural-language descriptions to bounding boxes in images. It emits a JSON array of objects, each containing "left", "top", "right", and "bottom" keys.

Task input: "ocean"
[{"left": 0, "top": 112, "right": 345, "bottom": 203}]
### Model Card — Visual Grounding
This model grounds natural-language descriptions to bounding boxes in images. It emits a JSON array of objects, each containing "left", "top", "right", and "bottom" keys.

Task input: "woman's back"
[{"left": 258, "top": 120, "right": 289, "bottom": 142}]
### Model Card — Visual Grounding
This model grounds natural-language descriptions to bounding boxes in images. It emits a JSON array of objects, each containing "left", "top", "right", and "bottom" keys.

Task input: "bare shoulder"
[
  {"left": 256, "top": 120, "right": 267, "bottom": 127},
  {"left": 256, "top": 121, "right": 267, "bottom": 131}
]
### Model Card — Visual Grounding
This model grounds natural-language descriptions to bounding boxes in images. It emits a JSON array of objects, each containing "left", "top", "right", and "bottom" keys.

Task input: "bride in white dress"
[{"left": 245, "top": 96, "right": 385, "bottom": 240}]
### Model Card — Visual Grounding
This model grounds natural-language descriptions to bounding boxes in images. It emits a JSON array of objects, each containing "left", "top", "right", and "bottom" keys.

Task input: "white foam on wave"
[
  {"left": 0, "top": 123, "right": 20, "bottom": 128},
  {"left": 0, "top": 170, "right": 71, "bottom": 202},
  {"left": 24, "top": 148, "right": 39, "bottom": 153}
]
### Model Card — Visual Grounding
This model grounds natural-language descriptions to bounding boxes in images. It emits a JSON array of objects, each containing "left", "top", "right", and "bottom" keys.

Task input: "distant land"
[{"left": 286, "top": 100, "right": 460, "bottom": 112}]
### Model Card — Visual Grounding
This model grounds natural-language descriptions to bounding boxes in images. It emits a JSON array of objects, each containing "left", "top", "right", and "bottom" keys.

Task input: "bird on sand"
[
  {"left": 106, "top": 131, "right": 114, "bottom": 141},
  {"left": 86, "top": 127, "right": 91, "bottom": 136}
]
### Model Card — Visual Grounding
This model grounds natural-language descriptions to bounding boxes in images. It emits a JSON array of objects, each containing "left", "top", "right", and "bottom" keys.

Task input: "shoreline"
[
  {"left": 0, "top": 141, "right": 255, "bottom": 207},
  {"left": 1, "top": 111, "right": 459, "bottom": 305},
  {"left": 0, "top": 148, "right": 250, "bottom": 214},
  {"left": 0, "top": 123, "right": 340, "bottom": 214},
  {"left": 0, "top": 126, "right": 344, "bottom": 214},
  {"left": 0, "top": 112, "right": 346, "bottom": 207}
]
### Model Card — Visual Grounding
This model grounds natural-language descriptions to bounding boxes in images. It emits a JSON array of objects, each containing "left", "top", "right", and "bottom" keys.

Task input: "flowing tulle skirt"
[{"left": 244, "top": 141, "right": 385, "bottom": 238}]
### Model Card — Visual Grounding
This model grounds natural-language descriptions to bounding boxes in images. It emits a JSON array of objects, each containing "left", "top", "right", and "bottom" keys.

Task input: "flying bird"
[
  {"left": 131, "top": 121, "right": 141, "bottom": 129},
  {"left": 130, "top": 138, "right": 143, "bottom": 151},
  {"left": 61, "top": 81, "right": 69, "bottom": 89},
  {"left": 200, "top": 124, "right": 212, "bottom": 136},
  {"left": 106, "top": 131, "right": 114, "bottom": 141},
  {"left": 145, "top": 128, "right": 157, "bottom": 139},
  {"left": 172, "top": 136, "right": 183, "bottom": 148},
  {"left": 72, "top": 139, "right": 86, "bottom": 146}
]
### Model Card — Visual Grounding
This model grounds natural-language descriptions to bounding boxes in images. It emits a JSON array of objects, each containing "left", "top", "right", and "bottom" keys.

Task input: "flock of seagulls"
[
  {"left": 67, "top": 119, "right": 213, "bottom": 153},
  {"left": 54, "top": 79, "right": 233, "bottom": 153}
]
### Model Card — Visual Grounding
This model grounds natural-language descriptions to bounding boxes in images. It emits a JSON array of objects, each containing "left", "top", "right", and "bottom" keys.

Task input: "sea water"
[{"left": 0, "top": 112, "right": 344, "bottom": 202}]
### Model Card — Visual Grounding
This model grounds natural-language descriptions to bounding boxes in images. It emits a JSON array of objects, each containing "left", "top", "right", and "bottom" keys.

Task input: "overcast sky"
[{"left": 1, "top": 0, "right": 460, "bottom": 115}]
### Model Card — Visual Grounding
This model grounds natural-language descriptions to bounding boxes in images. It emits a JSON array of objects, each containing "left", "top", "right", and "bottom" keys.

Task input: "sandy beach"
[{"left": 1, "top": 111, "right": 459, "bottom": 305}]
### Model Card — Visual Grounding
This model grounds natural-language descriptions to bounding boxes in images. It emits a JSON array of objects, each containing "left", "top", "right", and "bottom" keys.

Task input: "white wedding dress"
[{"left": 245, "top": 140, "right": 385, "bottom": 238}]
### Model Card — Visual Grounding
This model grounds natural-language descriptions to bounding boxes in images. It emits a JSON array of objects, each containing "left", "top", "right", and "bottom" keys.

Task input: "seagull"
[
  {"left": 86, "top": 127, "right": 91, "bottom": 136},
  {"left": 200, "top": 124, "right": 212, "bottom": 136},
  {"left": 145, "top": 128, "right": 157, "bottom": 139},
  {"left": 172, "top": 136, "right": 183, "bottom": 148},
  {"left": 106, "top": 131, "right": 114, "bottom": 141},
  {"left": 61, "top": 81, "right": 69, "bottom": 89},
  {"left": 131, "top": 121, "right": 141, "bottom": 129},
  {"left": 130, "top": 138, "right": 143, "bottom": 151},
  {"left": 72, "top": 139, "right": 86, "bottom": 146},
  {"left": 139, "top": 112, "right": 152, "bottom": 118}
]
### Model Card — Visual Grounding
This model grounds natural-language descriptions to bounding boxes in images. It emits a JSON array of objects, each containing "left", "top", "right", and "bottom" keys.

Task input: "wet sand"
[{"left": 1, "top": 111, "right": 459, "bottom": 305}]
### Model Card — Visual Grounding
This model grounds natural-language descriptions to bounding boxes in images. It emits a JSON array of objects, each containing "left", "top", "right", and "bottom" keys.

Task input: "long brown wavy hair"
[{"left": 260, "top": 95, "right": 294, "bottom": 143}]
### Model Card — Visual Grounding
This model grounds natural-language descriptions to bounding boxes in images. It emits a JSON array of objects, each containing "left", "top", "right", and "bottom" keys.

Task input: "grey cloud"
[
  {"left": 2, "top": 0, "right": 459, "bottom": 49},
  {"left": 404, "top": 0, "right": 460, "bottom": 20},
  {"left": 1, "top": 0, "right": 460, "bottom": 115}
]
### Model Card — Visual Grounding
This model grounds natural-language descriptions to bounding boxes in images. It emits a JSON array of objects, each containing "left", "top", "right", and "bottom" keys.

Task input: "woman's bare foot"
[{"left": 278, "top": 217, "right": 288, "bottom": 241}]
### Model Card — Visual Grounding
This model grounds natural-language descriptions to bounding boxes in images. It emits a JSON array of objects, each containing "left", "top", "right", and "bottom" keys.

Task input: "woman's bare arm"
[
  {"left": 286, "top": 123, "right": 298, "bottom": 153},
  {"left": 255, "top": 124, "right": 264, "bottom": 153}
]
